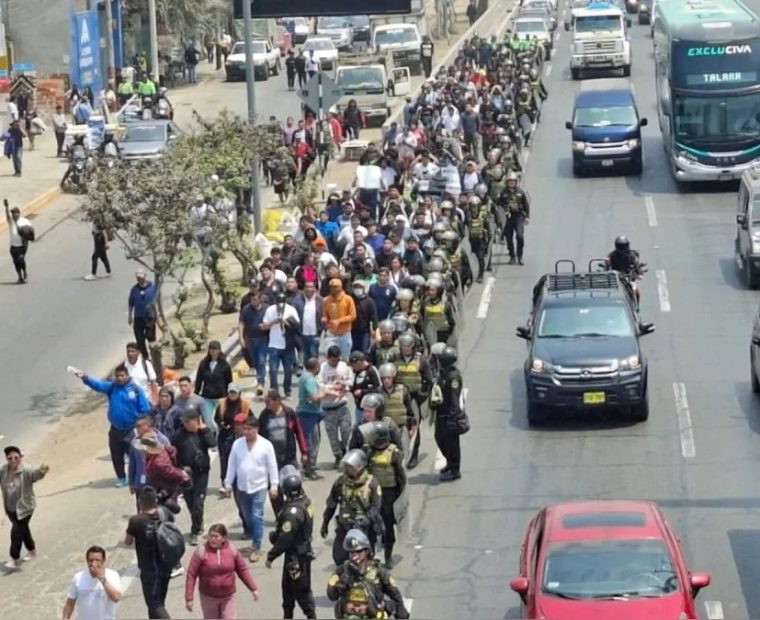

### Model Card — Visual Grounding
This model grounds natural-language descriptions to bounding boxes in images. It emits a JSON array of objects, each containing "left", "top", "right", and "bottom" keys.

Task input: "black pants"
[
  {"left": 139, "top": 569, "right": 171, "bottom": 619},
  {"left": 218, "top": 430, "right": 235, "bottom": 486},
  {"left": 408, "top": 393, "right": 426, "bottom": 463},
  {"left": 108, "top": 426, "right": 133, "bottom": 479},
  {"left": 282, "top": 556, "right": 317, "bottom": 619},
  {"left": 133, "top": 317, "right": 156, "bottom": 360},
  {"left": 504, "top": 217, "right": 526, "bottom": 259},
  {"left": 422, "top": 56, "right": 432, "bottom": 77},
  {"left": 380, "top": 486, "right": 399, "bottom": 551},
  {"left": 10, "top": 245, "right": 27, "bottom": 279},
  {"left": 91, "top": 232, "right": 111, "bottom": 276},
  {"left": 287, "top": 69, "right": 296, "bottom": 88},
  {"left": 470, "top": 235, "right": 488, "bottom": 278},
  {"left": 182, "top": 470, "right": 209, "bottom": 535},
  {"left": 6, "top": 511, "right": 34, "bottom": 560},
  {"left": 55, "top": 131, "right": 65, "bottom": 155},
  {"left": 434, "top": 416, "right": 461, "bottom": 474},
  {"left": 297, "top": 71, "right": 307, "bottom": 86}
]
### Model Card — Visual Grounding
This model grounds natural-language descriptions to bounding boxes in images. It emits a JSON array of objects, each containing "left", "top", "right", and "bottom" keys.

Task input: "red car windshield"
[{"left": 541, "top": 539, "right": 680, "bottom": 600}]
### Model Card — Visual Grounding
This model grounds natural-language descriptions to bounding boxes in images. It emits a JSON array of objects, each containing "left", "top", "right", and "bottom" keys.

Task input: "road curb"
[{"left": 0, "top": 185, "right": 62, "bottom": 234}]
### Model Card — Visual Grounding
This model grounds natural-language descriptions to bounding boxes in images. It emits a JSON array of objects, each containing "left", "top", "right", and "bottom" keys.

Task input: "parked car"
[
  {"left": 225, "top": 39, "right": 281, "bottom": 81},
  {"left": 302, "top": 37, "right": 339, "bottom": 70},
  {"left": 345, "top": 15, "right": 371, "bottom": 43},
  {"left": 316, "top": 16, "right": 354, "bottom": 50},
  {"left": 735, "top": 166, "right": 760, "bottom": 288},
  {"left": 510, "top": 501, "right": 711, "bottom": 620}
]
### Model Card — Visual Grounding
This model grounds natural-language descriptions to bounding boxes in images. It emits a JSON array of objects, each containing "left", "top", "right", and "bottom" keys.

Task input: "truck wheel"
[
  {"left": 630, "top": 395, "right": 649, "bottom": 422},
  {"left": 571, "top": 67, "right": 581, "bottom": 80},
  {"left": 527, "top": 401, "right": 548, "bottom": 426},
  {"left": 622, "top": 64, "right": 631, "bottom": 77},
  {"left": 262, "top": 64, "right": 270, "bottom": 81}
]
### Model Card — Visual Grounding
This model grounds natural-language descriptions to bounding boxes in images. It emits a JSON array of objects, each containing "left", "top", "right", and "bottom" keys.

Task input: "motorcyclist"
[
  {"left": 607, "top": 235, "right": 642, "bottom": 275},
  {"left": 60, "top": 134, "right": 89, "bottom": 190},
  {"left": 98, "top": 131, "right": 119, "bottom": 159}
]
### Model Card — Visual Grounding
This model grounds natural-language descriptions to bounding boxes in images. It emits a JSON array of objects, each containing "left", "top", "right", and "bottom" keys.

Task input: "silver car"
[
  {"left": 316, "top": 16, "right": 354, "bottom": 50},
  {"left": 119, "top": 120, "right": 179, "bottom": 161}
]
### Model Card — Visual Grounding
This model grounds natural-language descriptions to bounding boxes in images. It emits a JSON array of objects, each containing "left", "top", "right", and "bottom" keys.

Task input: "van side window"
[{"left": 739, "top": 183, "right": 750, "bottom": 216}]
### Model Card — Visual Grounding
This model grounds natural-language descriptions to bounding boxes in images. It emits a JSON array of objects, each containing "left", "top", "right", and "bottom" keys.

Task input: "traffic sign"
[
  {"left": 12, "top": 63, "right": 34, "bottom": 72},
  {"left": 297, "top": 72, "right": 343, "bottom": 116}
]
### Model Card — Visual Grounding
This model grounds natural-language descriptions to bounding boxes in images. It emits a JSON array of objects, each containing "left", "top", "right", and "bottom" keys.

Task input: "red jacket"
[
  {"left": 145, "top": 445, "right": 189, "bottom": 493},
  {"left": 185, "top": 541, "right": 258, "bottom": 601}
]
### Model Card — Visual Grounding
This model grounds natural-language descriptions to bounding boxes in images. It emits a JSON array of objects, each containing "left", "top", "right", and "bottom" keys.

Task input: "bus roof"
[{"left": 657, "top": 0, "right": 760, "bottom": 39}]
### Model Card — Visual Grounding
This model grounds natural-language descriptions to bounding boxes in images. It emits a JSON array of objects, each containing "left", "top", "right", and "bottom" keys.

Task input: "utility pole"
[
  {"left": 148, "top": 0, "right": 159, "bottom": 77},
  {"left": 242, "top": 0, "right": 263, "bottom": 234},
  {"left": 104, "top": 0, "right": 116, "bottom": 84}
]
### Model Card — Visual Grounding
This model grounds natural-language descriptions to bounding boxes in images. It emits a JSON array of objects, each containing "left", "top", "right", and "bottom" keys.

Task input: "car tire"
[
  {"left": 572, "top": 161, "right": 583, "bottom": 176},
  {"left": 571, "top": 67, "right": 581, "bottom": 80},
  {"left": 631, "top": 395, "right": 649, "bottom": 421},
  {"left": 630, "top": 155, "right": 643, "bottom": 175},
  {"left": 622, "top": 64, "right": 631, "bottom": 77},
  {"left": 272, "top": 59, "right": 280, "bottom": 75},
  {"left": 527, "top": 401, "right": 548, "bottom": 426},
  {"left": 262, "top": 64, "right": 270, "bottom": 81},
  {"left": 746, "top": 258, "right": 760, "bottom": 289},
  {"left": 751, "top": 350, "right": 760, "bottom": 393}
]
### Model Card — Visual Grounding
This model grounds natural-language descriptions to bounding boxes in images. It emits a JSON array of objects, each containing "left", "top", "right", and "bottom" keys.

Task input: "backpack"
[
  {"left": 17, "top": 223, "right": 35, "bottom": 243},
  {"left": 156, "top": 508, "right": 186, "bottom": 568}
]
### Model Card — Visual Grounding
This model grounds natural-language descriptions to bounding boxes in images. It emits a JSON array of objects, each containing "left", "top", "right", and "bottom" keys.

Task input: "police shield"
[{"left": 393, "top": 484, "right": 410, "bottom": 526}]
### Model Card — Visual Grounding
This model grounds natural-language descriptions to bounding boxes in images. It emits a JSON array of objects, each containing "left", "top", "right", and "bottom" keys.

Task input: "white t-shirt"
[
  {"left": 337, "top": 225, "right": 368, "bottom": 248},
  {"left": 412, "top": 161, "right": 440, "bottom": 180},
  {"left": 125, "top": 357, "right": 157, "bottom": 395},
  {"left": 263, "top": 303, "right": 300, "bottom": 350},
  {"left": 306, "top": 57, "right": 320, "bottom": 73},
  {"left": 67, "top": 569, "right": 121, "bottom": 620},
  {"left": 302, "top": 297, "right": 318, "bottom": 336},
  {"left": 318, "top": 360, "right": 353, "bottom": 407},
  {"left": 224, "top": 435, "right": 279, "bottom": 493},
  {"left": 9, "top": 217, "right": 32, "bottom": 248},
  {"left": 355, "top": 165, "right": 383, "bottom": 190}
]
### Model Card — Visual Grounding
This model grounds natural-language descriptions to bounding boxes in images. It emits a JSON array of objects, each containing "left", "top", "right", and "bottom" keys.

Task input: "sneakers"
[
  {"left": 83, "top": 274, "right": 97, "bottom": 281},
  {"left": 255, "top": 383, "right": 264, "bottom": 397},
  {"left": 189, "top": 534, "right": 199, "bottom": 546},
  {"left": 517, "top": 258, "right": 524, "bottom": 266},
  {"left": 170, "top": 565, "right": 184, "bottom": 579},
  {"left": 4, "top": 559, "right": 20, "bottom": 571},
  {"left": 249, "top": 549, "right": 261, "bottom": 563},
  {"left": 114, "top": 477, "right": 128, "bottom": 488}
]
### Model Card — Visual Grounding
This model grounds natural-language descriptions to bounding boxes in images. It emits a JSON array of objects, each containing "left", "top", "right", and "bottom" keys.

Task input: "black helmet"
[
  {"left": 438, "top": 346, "right": 458, "bottom": 367},
  {"left": 279, "top": 464, "right": 303, "bottom": 497},
  {"left": 276, "top": 291, "right": 287, "bottom": 304},
  {"left": 349, "top": 351, "right": 366, "bottom": 363},
  {"left": 614, "top": 235, "right": 630, "bottom": 252},
  {"left": 343, "top": 528, "right": 372, "bottom": 552},
  {"left": 370, "top": 421, "right": 390, "bottom": 449}
]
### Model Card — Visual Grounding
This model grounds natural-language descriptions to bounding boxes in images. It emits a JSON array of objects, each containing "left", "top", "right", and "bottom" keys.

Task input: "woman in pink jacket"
[{"left": 185, "top": 523, "right": 261, "bottom": 619}]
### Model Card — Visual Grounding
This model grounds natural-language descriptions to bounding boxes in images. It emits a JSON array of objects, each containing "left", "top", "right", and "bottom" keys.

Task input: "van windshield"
[
  {"left": 336, "top": 67, "right": 384, "bottom": 91},
  {"left": 575, "top": 105, "right": 637, "bottom": 127}
]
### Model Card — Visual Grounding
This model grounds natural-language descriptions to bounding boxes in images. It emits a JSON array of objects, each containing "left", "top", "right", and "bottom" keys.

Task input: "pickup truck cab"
[
  {"left": 372, "top": 24, "right": 423, "bottom": 75},
  {"left": 225, "top": 39, "right": 280, "bottom": 81},
  {"left": 566, "top": 86, "right": 647, "bottom": 176}
]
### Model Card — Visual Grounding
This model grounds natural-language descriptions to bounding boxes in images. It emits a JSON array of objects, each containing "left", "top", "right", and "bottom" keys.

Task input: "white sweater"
[{"left": 224, "top": 435, "right": 279, "bottom": 494}]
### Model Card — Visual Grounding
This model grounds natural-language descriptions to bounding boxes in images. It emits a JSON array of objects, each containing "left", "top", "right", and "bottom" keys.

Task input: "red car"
[{"left": 510, "top": 501, "right": 711, "bottom": 620}]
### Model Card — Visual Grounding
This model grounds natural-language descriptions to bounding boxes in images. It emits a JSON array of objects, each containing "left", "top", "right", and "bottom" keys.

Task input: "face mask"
[{"left": 353, "top": 288, "right": 364, "bottom": 297}]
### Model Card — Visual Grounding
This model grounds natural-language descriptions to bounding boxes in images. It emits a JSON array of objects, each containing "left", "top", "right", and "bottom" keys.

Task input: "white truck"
[
  {"left": 565, "top": 2, "right": 632, "bottom": 80},
  {"left": 333, "top": 52, "right": 411, "bottom": 124},
  {"left": 369, "top": 0, "right": 427, "bottom": 75}
]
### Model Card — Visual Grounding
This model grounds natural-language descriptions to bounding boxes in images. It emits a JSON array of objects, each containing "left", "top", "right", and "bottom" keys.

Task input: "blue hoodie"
[
  {"left": 128, "top": 429, "right": 170, "bottom": 491},
  {"left": 83, "top": 376, "right": 151, "bottom": 431}
]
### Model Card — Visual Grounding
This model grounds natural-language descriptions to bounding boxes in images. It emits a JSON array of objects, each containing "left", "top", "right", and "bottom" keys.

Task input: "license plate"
[
  {"left": 601, "top": 159, "right": 614, "bottom": 167},
  {"left": 583, "top": 392, "right": 606, "bottom": 405},
  {"left": 718, "top": 173, "right": 733, "bottom": 182}
]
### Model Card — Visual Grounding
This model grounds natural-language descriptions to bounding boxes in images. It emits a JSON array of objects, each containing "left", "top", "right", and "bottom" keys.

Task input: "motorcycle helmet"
[{"left": 614, "top": 235, "right": 630, "bottom": 252}]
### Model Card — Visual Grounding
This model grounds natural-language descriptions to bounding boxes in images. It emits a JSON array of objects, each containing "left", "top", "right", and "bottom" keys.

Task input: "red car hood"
[{"left": 536, "top": 592, "right": 689, "bottom": 620}]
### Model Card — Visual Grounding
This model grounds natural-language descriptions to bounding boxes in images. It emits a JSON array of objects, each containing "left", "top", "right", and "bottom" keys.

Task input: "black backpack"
[
  {"left": 155, "top": 507, "right": 185, "bottom": 568},
  {"left": 17, "top": 223, "right": 35, "bottom": 243}
]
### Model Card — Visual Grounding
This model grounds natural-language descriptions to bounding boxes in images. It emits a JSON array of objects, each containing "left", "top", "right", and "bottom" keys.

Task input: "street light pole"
[
  {"left": 242, "top": 0, "right": 263, "bottom": 235},
  {"left": 148, "top": 0, "right": 159, "bottom": 78},
  {"left": 104, "top": 0, "right": 116, "bottom": 84}
]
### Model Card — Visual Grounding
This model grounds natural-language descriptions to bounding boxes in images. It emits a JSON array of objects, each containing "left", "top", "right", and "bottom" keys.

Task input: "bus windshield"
[{"left": 674, "top": 91, "right": 760, "bottom": 143}]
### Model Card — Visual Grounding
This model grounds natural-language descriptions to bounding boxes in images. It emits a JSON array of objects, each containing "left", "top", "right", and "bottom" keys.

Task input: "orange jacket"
[{"left": 322, "top": 291, "right": 356, "bottom": 336}]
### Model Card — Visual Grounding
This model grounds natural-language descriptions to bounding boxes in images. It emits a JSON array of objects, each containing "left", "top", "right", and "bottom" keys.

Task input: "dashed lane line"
[
  {"left": 545, "top": 63, "right": 553, "bottom": 77},
  {"left": 476, "top": 276, "right": 496, "bottom": 319},
  {"left": 673, "top": 382, "right": 696, "bottom": 458},
  {"left": 645, "top": 195, "right": 657, "bottom": 227},
  {"left": 705, "top": 601, "right": 724, "bottom": 619},
  {"left": 656, "top": 269, "right": 671, "bottom": 312}
]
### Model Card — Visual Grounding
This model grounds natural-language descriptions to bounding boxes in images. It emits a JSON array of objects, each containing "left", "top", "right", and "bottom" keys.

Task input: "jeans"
[
  {"left": 7, "top": 511, "right": 34, "bottom": 560},
  {"left": 188, "top": 63, "right": 197, "bottom": 83},
  {"left": 247, "top": 337, "right": 268, "bottom": 384},
  {"left": 218, "top": 429, "right": 235, "bottom": 486},
  {"left": 269, "top": 347, "right": 295, "bottom": 395},
  {"left": 11, "top": 145, "right": 22, "bottom": 174},
  {"left": 182, "top": 470, "right": 209, "bottom": 535},
  {"left": 301, "top": 335, "right": 320, "bottom": 363},
  {"left": 201, "top": 398, "right": 219, "bottom": 434},
  {"left": 237, "top": 489, "right": 267, "bottom": 550},
  {"left": 351, "top": 331, "right": 371, "bottom": 354},
  {"left": 108, "top": 425, "right": 133, "bottom": 479},
  {"left": 323, "top": 332, "right": 352, "bottom": 362},
  {"left": 298, "top": 413, "right": 322, "bottom": 467}
]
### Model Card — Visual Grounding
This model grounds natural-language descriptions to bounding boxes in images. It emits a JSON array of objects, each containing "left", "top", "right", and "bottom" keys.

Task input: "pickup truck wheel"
[
  {"left": 751, "top": 350, "right": 760, "bottom": 394},
  {"left": 622, "top": 64, "right": 631, "bottom": 77},
  {"left": 272, "top": 59, "right": 280, "bottom": 75},
  {"left": 746, "top": 257, "right": 760, "bottom": 289},
  {"left": 571, "top": 67, "right": 581, "bottom": 80},
  {"left": 631, "top": 395, "right": 649, "bottom": 422},
  {"left": 261, "top": 64, "right": 270, "bottom": 81},
  {"left": 527, "top": 401, "right": 548, "bottom": 426}
]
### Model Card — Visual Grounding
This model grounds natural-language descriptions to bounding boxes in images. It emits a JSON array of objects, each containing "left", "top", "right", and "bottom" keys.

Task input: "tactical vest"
[
  {"left": 339, "top": 562, "right": 383, "bottom": 620},
  {"left": 470, "top": 211, "right": 487, "bottom": 238},
  {"left": 338, "top": 474, "right": 372, "bottom": 528},
  {"left": 369, "top": 445, "right": 398, "bottom": 488},
  {"left": 424, "top": 297, "right": 449, "bottom": 331},
  {"left": 375, "top": 344, "right": 399, "bottom": 365},
  {"left": 396, "top": 355, "right": 422, "bottom": 393},
  {"left": 448, "top": 248, "right": 462, "bottom": 272},
  {"left": 383, "top": 385, "right": 407, "bottom": 428},
  {"left": 279, "top": 496, "right": 315, "bottom": 556}
]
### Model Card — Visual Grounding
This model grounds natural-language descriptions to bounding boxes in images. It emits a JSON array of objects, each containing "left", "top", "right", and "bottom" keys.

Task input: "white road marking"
[
  {"left": 705, "top": 601, "right": 725, "bottom": 619},
  {"left": 655, "top": 269, "right": 671, "bottom": 312},
  {"left": 414, "top": 544, "right": 423, "bottom": 549},
  {"left": 119, "top": 563, "right": 140, "bottom": 593},
  {"left": 673, "top": 382, "right": 696, "bottom": 458},
  {"left": 523, "top": 149, "right": 531, "bottom": 164},
  {"left": 545, "top": 64, "right": 553, "bottom": 77},
  {"left": 476, "top": 276, "right": 496, "bottom": 319},
  {"left": 404, "top": 598, "right": 414, "bottom": 614},
  {"left": 644, "top": 195, "right": 657, "bottom": 227}
]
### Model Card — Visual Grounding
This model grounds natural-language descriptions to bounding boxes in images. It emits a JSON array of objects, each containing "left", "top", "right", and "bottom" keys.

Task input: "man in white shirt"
[
  {"left": 305, "top": 51, "right": 320, "bottom": 77},
  {"left": 318, "top": 345, "right": 354, "bottom": 468},
  {"left": 411, "top": 152, "right": 440, "bottom": 181},
  {"left": 62, "top": 545, "right": 122, "bottom": 620},
  {"left": 4, "top": 200, "right": 32, "bottom": 284},
  {"left": 441, "top": 103, "right": 461, "bottom": 133},
  {"left": 223, "top": 416, "right": 279, "bottom": 562},
  {"left": 336, "top": 216, "right": 368, "bottom": 250},
  {"left": 294, "top": 280, "right": 323, "bottom": 361},
  {"left": 125, "top": 342, "right": 157, "bottom": 399},
  {"left": 262, "top": 292, "right": 300, "bottom": 398}
]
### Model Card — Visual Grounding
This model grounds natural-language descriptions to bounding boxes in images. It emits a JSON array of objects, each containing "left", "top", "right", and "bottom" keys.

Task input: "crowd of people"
[{"left": 0, "top": 26, "right": 549, "bottom": 620}]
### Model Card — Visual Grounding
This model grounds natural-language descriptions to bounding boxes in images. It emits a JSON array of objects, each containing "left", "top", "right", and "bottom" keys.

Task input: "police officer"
[
  {"left": 468, "top": 196, "right": 490, "bottom": 283},
  {"left": 378, "top": 363, "right": 415, "bottom": 457},
  {"left": 441, "top": 230, "right": 472, "bottom": 292},
  {"left": 395, "top": 334, "right": 433, "bottom": 469},
  {"left": 350, "top": 351, "right": 382, "bottom": 425},
  {"left": 498, "top": 171, "right": 530, "bottom": 265},
  {"left": 431, "top": 346, "right": 466, "bottom": 482},
  {"left": 326, "top": 529, "right": 410, "bottom": 620},
  {"left": 349, "top": 393, "right": 404, "bottom": 453},
  {"left": 369, "top": 320, "right": 400, "bottom": 367},
  {"left": 421, "top": 277, "right": 457, "bottom": 345},
  {"left": 365, "top": 422, "right": 406, "bottom": 568},
  {"left": 266, "top": 466, "right": 317, "bottom": 619},
  {"left": 321, "top": 449, "right": 384, "bottom": 566}
]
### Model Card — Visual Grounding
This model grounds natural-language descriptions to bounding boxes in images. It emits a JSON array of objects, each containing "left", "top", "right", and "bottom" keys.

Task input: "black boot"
[
  {"left": 440, "top": 470, "right": 461, "bottom": 482},
  {"left": 407, "top": 453, "right": 419, "bottom": 469},
  {"left": 384, "top": 547, "right": 394, "bottom": 569}
]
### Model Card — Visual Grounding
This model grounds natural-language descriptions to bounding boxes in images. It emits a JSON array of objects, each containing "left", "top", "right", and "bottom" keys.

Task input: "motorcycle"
[
  {"left": 61, "top": 145, "right": 91, "bottom": 193},
  {"left": 596, "top": 257, "right": 647, "bottom": 312}
]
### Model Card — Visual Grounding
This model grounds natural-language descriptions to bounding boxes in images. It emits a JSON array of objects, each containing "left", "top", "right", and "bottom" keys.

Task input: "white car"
[
  {"left": 302, "top": 37, "right": 339, "bottom": 70},
  {"left": 225, "top": 39, "right": 280, "bottom": 82},
  {"left": 513, "top": 17, "right": 553, "bottom": 58},
  {"left": 287, "top": 17, "right": 310, "bottom": 44},
  {"left": 316, "top": 16, "right": 354, "bottom": 50}
]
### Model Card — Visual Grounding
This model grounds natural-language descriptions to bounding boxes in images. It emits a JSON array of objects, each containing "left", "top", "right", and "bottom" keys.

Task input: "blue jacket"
[
  {"left": 83, "top": 376, "right": 151, "bottom": 431},
  {"left": 316, "top": 220, "right": 340, "bottom": 242},
  {"left": 128, "top": 429, "right": 169, "bottom": 490},
  {"left": 128, "top": 281, "right": 157, "bottom": 320},
  {"left": 291, "top": 293, "right": 324, "bottom": 336}
]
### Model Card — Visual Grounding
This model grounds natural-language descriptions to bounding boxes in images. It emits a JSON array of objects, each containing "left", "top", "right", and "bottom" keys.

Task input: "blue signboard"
[
  {"left": 12, "top": 63, "right": 35, "bottom": 72},
  {"left": 70, "top": 9, "right": 103, "bottom": 106}
]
